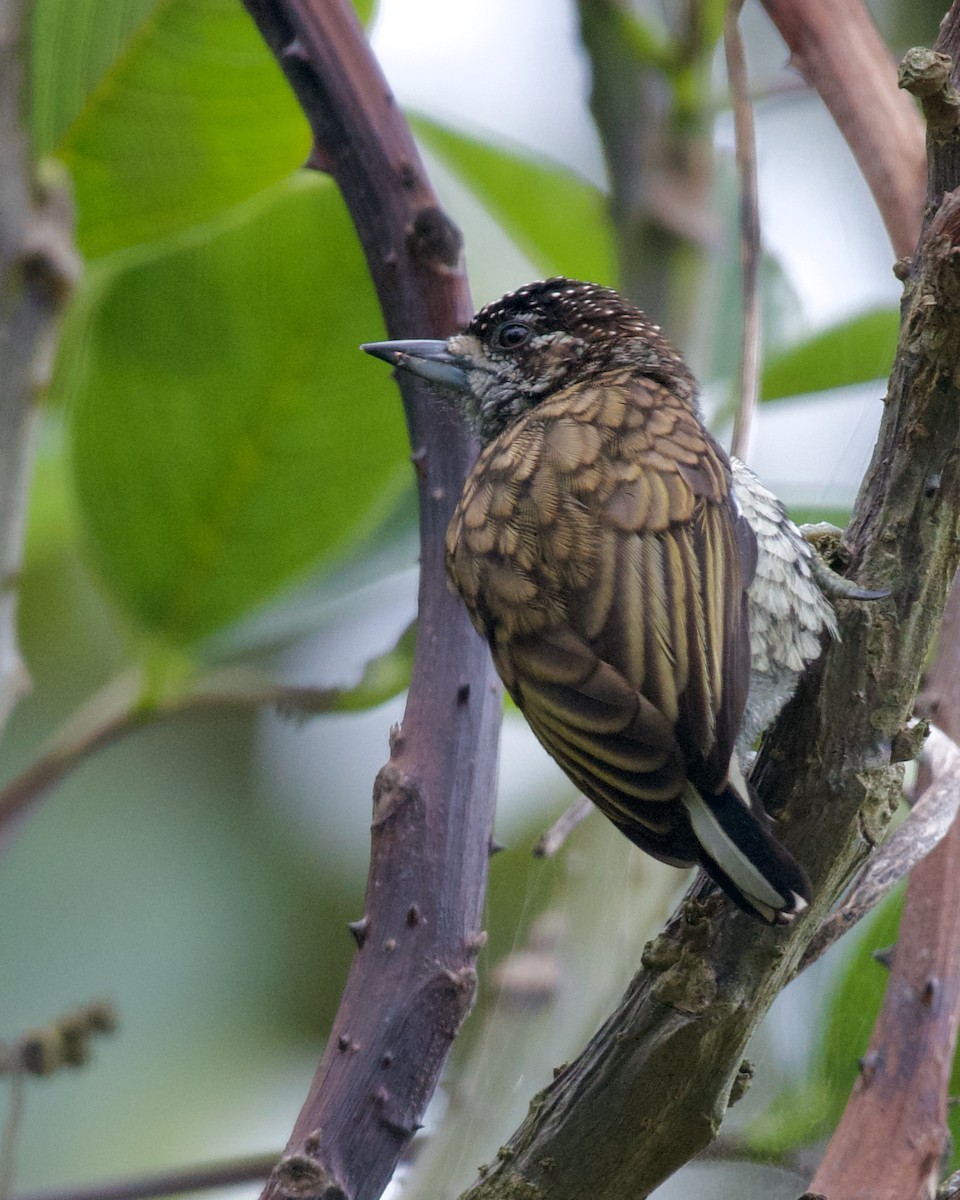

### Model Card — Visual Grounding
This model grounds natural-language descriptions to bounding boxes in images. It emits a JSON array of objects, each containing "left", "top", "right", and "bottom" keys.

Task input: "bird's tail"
[{"left": 682, "top": 783, "right": 811, "bottom": 924}]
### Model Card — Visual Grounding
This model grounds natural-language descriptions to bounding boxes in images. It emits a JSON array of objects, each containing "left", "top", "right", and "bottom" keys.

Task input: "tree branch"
[
  {"left": 11, "top": 1153, "right": 276, "bottom": 1200},
  {"left": 760, "top": 0, "right": 926, "bottom": 259},
  {"left": 239, "top": 5, "right": 503, "bottom": 1200},
  {"left": 725, "top": 0, "right": 762, "bottom": 462},
  {"left": 575, "top": 0, "right": 716, "bottom": 339},
  {"left": 457, "top": 3, "right": 960, "bottom": 1196},
  {"left": 0, "top": 623, "right": 417, "bottom": 853},
  {"left": 0, "top": 0, "right": 79, "bottom": 732},
  {"left": 810, "top": 586, "right": 960, "bottom": 1198}
]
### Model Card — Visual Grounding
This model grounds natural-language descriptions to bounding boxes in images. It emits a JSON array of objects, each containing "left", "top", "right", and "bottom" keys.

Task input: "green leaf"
[
  {"left": 761, "top": 309, "right": 898, "bottom": 402},
  {"left": 411, "top": 115, "right": 616, "bottom": 286},
  {"left": 24, "top": 410, "right": 76, "bottom": 564},
  {"left": 48, "top": 0, "right": 309, "bottom": 258},
  {"left": 30, "top": 0, "right": 160, "bottom": 154},
  {"left": 67, "top": 174, "right": 409, "bottom": 645}
]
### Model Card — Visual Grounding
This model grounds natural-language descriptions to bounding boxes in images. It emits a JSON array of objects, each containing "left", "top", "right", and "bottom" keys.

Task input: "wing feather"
[{"left": 446, "top": 371, "right": 753, "bottom": 862}]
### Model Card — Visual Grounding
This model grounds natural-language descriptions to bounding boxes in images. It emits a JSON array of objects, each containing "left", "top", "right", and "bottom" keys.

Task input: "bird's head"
[{"left": 362, "top": 278, "right": 697, "bottom": 444}]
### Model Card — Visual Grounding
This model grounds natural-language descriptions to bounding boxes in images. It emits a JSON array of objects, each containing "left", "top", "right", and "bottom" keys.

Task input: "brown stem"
[
  {"left": 239, "top": 5, "right": 502, "bottom": 1200},
  {"left": 760, "top": 0, "right": 926, "bottom": 259},
  {"left": 532, "top": 795, "right": 594, "bottom": 858},
  {"left": 810, "top": 591, "right": 960, "bottom": 1200},
  {"left": 725, "top": 0, "right": 761, "bottom": 462},
  {"left": 0, "top": 669, "right": 349, "bottom": 853},
  {"left": 10, "top": 1154, "right": 277, "bottom": 1200}
]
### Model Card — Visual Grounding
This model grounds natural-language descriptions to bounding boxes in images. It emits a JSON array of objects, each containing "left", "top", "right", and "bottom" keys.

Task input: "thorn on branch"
[
  {"left": 873, "top": 944, "right": 896, "bottom": 969},
  {"left": 465, "top": 929, "right": 488, "bottom": 957},
  {"left": 920, "top": 976, "right": 941, "bottom": 1007},
  {"left": 304, "top": 143, "right": 335, "bottom": 174},
  {"left": 19, "top": 165, "right": 82, "bottom": 314},
  {"left": 857, "top": 1049, "right": 882, "bottom": 1082},
  {"left": 282, "top": 36, "right": 310, "bottom": 63},
  {"left": 396, "top": 159, "right": 419, "bottom": 191},
  {"left": 348, "top": 916, "right": 369, "bottom": 948}
]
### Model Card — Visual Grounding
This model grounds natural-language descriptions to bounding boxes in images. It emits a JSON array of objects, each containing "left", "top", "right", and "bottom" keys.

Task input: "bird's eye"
[{"left": 494, "top": 322, "right": 530, "bottom": 350}]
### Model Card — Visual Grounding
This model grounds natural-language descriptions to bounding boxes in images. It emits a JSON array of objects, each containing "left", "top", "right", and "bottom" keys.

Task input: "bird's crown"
[{"left": 446, "top": 278, "right": 696, "bottom": 442}]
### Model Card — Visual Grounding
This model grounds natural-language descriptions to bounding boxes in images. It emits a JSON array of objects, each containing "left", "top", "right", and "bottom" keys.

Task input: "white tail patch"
[{"left": 683, "top": 785, "right": 790, "bottom": 919}]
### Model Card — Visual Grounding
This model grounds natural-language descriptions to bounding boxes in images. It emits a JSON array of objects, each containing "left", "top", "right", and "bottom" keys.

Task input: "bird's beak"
[{"left": 361, "top": 339, "right": 471, "bottom": 393}]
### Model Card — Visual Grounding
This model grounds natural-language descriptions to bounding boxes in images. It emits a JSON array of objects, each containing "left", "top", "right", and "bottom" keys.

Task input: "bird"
[{"left": 363, "top": 277, "right": 819, "bottom": 923}]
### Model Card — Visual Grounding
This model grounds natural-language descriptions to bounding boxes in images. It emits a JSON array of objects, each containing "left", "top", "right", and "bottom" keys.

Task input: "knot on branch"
[
  {"left": 273, "top": 1130, "right": 349, "bottom": 1200},
  {"left": 407, "top": 207, "right": 463, "bottom": 271},
  {"left": 371, "top": 764, "right": 423, "bottom": 831},
  {"left": 641, "top": 904, "right": 720, "bottom": 1015},
  {"left": 14, "top": 161, "right": 82, "bottom": 314},
  {"left": 899, "top": 48, "right": 960, "bottom": 139},
  {"left": 926, "top": 186, "right": 960, "bottom": 251}
]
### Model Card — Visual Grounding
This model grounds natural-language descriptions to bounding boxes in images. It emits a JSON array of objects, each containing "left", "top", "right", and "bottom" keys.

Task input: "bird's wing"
[{"left": 446, "top": 373, "right": 753, "bottom": 826}]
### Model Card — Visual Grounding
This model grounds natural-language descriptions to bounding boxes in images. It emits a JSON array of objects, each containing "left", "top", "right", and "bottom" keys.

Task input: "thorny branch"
[{"left": 239, "top": 4, "right": 503, "bottom": 1200}]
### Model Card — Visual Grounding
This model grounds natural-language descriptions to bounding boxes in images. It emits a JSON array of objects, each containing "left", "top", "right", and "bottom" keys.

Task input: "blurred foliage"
[
  {"left": 761, "top": 309, "right": 898, "bottom": 403},
  {"left": 412, "top": 115, "right": 616, "bottom": 285},
  {"left": 0, "top": 0, "right": 930, "bottom": 1193},
  {"left": 67, "top": 176, "right": 406, "bottom": 646}
]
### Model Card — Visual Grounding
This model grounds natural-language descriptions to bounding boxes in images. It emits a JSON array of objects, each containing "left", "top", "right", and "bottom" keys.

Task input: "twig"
[
  {"left": 0, "top": 1072, "right": 24, "bottom": 1200},
  {"left": 799, "top": 724, "right": 960, "bottom": 970},
  {"left": 10, "top": 1154, "right": 277, "bottom": 1200},
  {"left": 0, "top": 0, "right": 80, "bottom": 732},
  {"left": 0, "top": 667, "right": 362, "bottom": 852},
  {"left": 724, "top": 0, "right": 761, "bottom": 462},
  {"left": 532, "top": 796, "right": 594, "bottom": 858},
  {"left": 240, "top": 5, "right": 503, "bottom": 1200}
]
